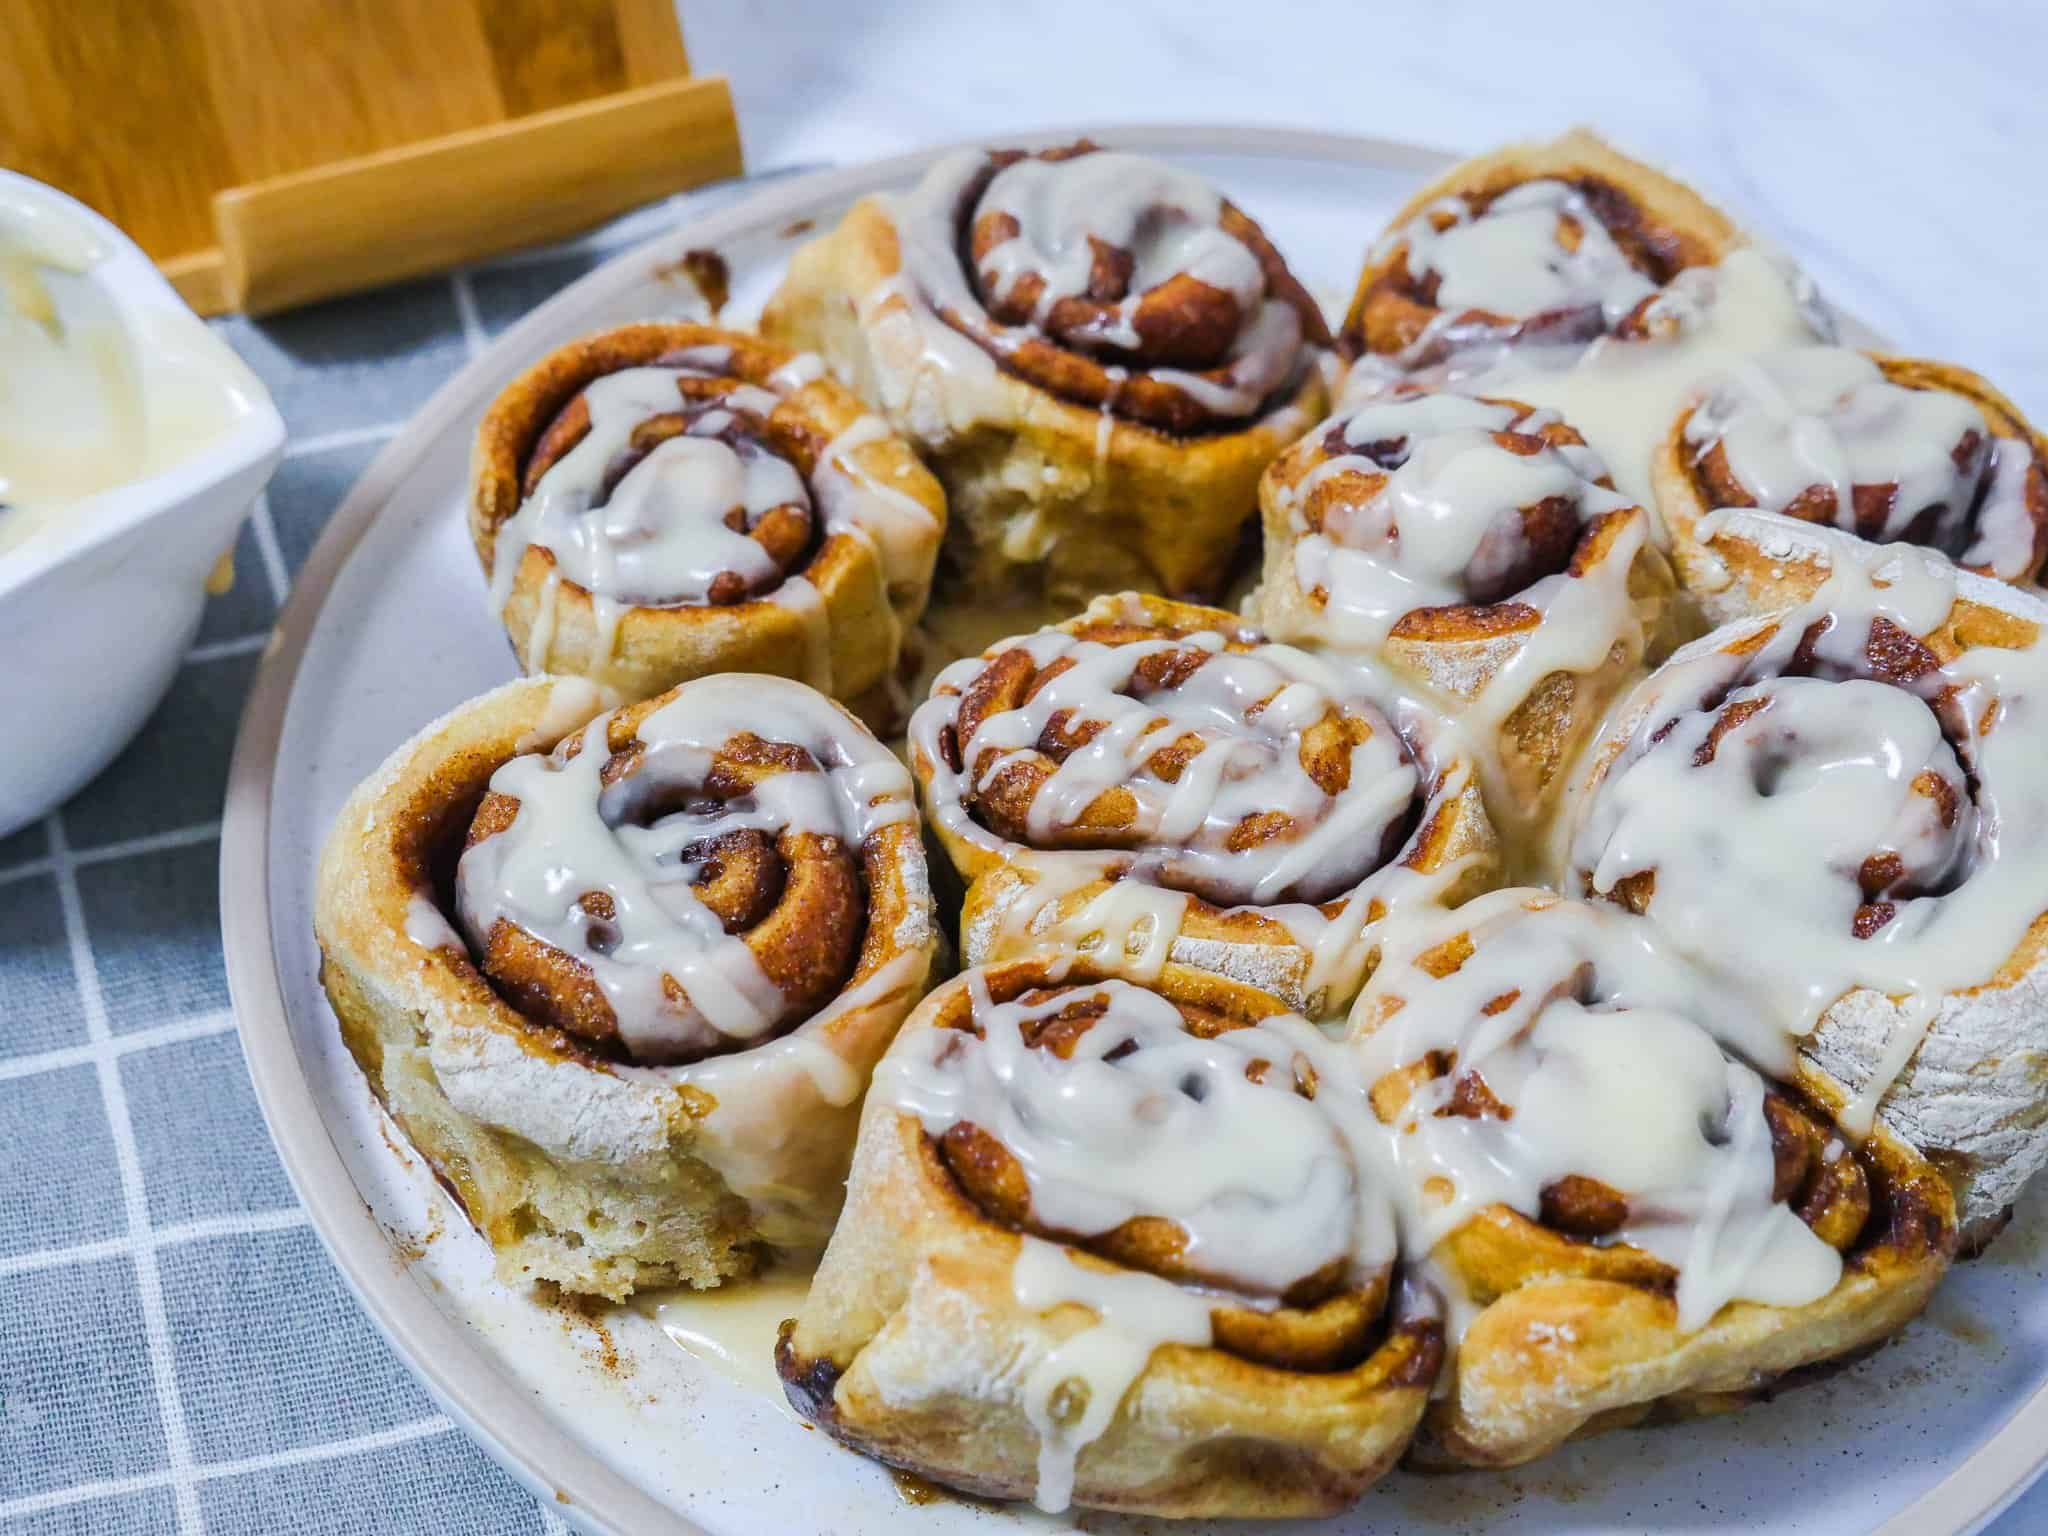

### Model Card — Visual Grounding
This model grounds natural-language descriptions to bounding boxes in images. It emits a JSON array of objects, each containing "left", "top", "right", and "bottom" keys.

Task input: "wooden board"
[{"left": 0, "top": 0, "right": 740, "bottom": 313}]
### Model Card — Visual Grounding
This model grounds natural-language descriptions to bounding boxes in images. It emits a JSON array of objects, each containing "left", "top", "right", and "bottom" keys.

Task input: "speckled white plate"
[{"left": 220, "top": 126, "right": 2048, "bottom": 1536}]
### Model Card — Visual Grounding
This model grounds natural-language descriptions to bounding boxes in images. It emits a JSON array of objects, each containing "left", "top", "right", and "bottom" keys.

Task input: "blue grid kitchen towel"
[{"left": 0, "top": 176, "right": 777, "bottom": 1536}]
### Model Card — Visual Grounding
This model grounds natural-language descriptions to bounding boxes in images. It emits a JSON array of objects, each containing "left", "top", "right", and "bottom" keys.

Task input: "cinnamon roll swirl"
[
  {"left": 1349, "top": 888, "right": 1955, "bottom": 1467},
  {"left": 314, "top": 673, "right": 937, "bottom": 1298},
  {"left": 471, "top": 324, "right": 944, "bottom": 727},
  {"left": 1656, "top": 347, "right": 2048, "bottom": 614},
  {"left": 762, "top": 142, "right": 1331, "bottom": 606},
  {"left": 777, "top": 956, "right": 1438, "bottom": 1517},
  {"left": 1564, "top": 529, "right": 2048, "bottom": 1247},
  {"left": 1343, "top": 130, "right": 1742, "bottom": 370},
  {"left": 1255, "top": 385, "right": 1676, "bottom": 850},
  {"left": 908, "top": 592, "right": 1499, "bottom": 1015}
]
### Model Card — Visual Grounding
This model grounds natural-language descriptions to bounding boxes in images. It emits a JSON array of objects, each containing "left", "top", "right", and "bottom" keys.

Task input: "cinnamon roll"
[
  {"left": 777, "top": 956, "right": 1439, "bottom": 1517},
  {"left": 1349, "top": 888, "right": 1955, "bottom": 1467},
  {"left": 1563, "top": 528, "right": 2048, "bottom": 1248},
  {"left": 908, "top": 592, "right": 1500, "bottom": 1016},
  {"left": 1255, "top": 385, "right": 1676, "bottom": 850},
  {"left": 313, "top": 673, "right": 938, "bottom": 1298},
  {"left": 470, "top": 324, "right": 945, "bottom": 727},
  {"left": 1343, "top": 129, "right": 1743, "bottom": 370},
  {"left": 1655, "top": 347, "right": 2048, "bottom": 614},
  {"left": 761, "top": 142, "right": 1331, "bottom": 607}
]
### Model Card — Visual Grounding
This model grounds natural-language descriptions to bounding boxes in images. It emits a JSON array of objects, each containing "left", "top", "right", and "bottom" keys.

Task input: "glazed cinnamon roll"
[
  {"left": 908, "top": 592, "right": 1499, "bottom": 1016},
  {"left": 1349, "top": 888, "right": 1955, "bottom": 1466},
  {"left": 1655, "top": 347, "right": 2048, "bottom": 613},
  {"left": 313, "top": 673, "right": 938, "bottom": 1298},
  {"left": 777, "top": 956, "right": 1439, "bottom": 1517},
  {"left": 1563, "top": 528, "right": 2048, "bottom": 1248},
  {"left": 471, "top": 324, "right": 945, "bottom": 727},
  {"left": 1343, "top": 130, "right": 1742, "bottom": 369},
  {"left": 1255, "top": 385, "right": 1675, "bottom": 850},
  {"left": 762, "top": 142, "right": 1331, "bottom": 606}
]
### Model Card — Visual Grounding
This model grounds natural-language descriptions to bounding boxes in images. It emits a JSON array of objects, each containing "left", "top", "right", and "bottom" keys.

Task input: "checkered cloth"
[
  {"left": 0, "top": 177, "right": 775, "bottom": 1536},
  {"left": 6, "top": 164, "right": 2046, "bottom": 1536}
]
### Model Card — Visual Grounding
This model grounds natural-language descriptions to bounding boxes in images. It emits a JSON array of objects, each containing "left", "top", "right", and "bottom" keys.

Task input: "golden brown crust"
[
  {"left": 469, "top": 323, "right": 944, "bottom": 717},
  {"left": 1657, "top": 354, "right": 2048, "bottom": 616},
  {"left": 776, "top": 956, "right": 1440, "bottom": 1517},
  {"left": 760, "top": 168, "right": 1329, "bottom": 607},
  {"left": 1341, "top": 129, "right": 1744, "bottom": 361},
  {"left": 312, "top": 676, "right": 938, "bottom": 1297}
]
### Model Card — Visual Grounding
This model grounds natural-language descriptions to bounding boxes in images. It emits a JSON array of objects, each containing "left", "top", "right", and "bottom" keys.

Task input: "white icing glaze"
[
  {"left": 676, "top": 946, "right": 928, "bottom": 1246},
  {"left": 883, "top": 921, "right": 1853, "bottom": 1504},
  {"left": 1348, "top": 247, "right": 1828, "bottom": 512},
  {"left": 489, "top": 367, "right": 802, "bottom": 614},
  {"left": 975, "top": 153, "right": 1261, "bottom": 352},
  {"left": 0, "top": 185, "right": 252, "bottom": 558},
  {"left": 1565, "top": 545, "right": 2048, "bottom": 1135},
  {"left": 871, "top": 147, "right": 1310, "bottom": 433},
  {"left": 455, "top": 673, "right": 917, "bottom": 1063},
  {"left": 510, "top": 677, "right": 617, "bottom": 755},
  {"left": 882, "top": 973, "right": 1397, "bottom": 1294},
  {"left": 766, "top": 350, "right": 828, "bottom": 393},
  {"left": 878, "top": 970, "right": 1394, "bottom": 1509},
  {"left": 485, "top": 352, "right": 938, "bottom": 667},
  {"left": 1011, "top": 1236, "right": 1213, "bottom": 1513},
  {"left": 1349, "top": 889, "right": 1844, "bottom": 1333},
  {"left": 910, "top": 599, "right": 1488, "bottom": 1007},
  {"left": 1684, "top": 345, "right": 2037, "bottom": 578},
  {"left": 812, "top": 411, "right": 940, "bottom": 599},
  {"left": 913, "top": 603, "right": 1418, "bottom": 907},
  {"left": 1379, "top": 181, "right": 1659, "bottom": 346},
  {"left": 1260, "top": 387, "right": 1658, "bottom": 859},
  {"left": 1278, "top": 391, "right": 1632, "bottom": 646},
  {"left": 403, "top": 890, "right": 464, "bottom": 953},
  {"left": 641, "top": 1252, "right": 818, "bottom": 1401}
]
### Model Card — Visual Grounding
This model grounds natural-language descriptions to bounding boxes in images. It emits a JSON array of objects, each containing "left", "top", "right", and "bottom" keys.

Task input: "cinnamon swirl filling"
[
  {"left": 1681, "top": 347, "right": 2048, "bottom": 582},
  {"left": 516, "top": 357, "right": 821, "bottom": 608},
  {"left": 454, "top": 674, "right": 919, "bottom": 1066},
  {"left": 471, "top": 325, "right": 944, "bottom": 690},
  {"left": 1349, "top": 175, "right": 1722, "bottom": 365},
  {"left": 1351, "top": 890, "right": 1905, "bottom": 1334},
  {"left": 887, "top": 142, "right": 1329, "bottom": 433},
  {"left": 882, "top": 968, "right": 1405, "bottom": 1374},
  {"left": 1566, "top": 548, "right": 2048, "bottom": 1133},
  {"left": 914, "top": 598, "right": 1423, "bottom": 908},
  {"left": 1264, "top": 386, "right": 1642, "bottom": 645}
]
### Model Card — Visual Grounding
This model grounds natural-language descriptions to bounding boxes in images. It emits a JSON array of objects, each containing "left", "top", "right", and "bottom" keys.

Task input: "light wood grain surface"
[{"left": 0, "top": 0, "right": 738, "bottom": 313}]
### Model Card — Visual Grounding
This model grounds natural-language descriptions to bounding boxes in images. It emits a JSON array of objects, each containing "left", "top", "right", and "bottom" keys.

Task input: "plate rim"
[{"left": 216, "top": 120, "right": 2048, "bottom": 1536}]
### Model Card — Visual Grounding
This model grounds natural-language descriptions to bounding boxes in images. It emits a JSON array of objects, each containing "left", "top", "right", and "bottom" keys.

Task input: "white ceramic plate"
[{"left": 220, "top": 126, "right": 2048, "bottom": 1536}]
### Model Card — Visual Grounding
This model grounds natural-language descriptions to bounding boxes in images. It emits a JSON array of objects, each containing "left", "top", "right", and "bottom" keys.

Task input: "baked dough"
[
  {"left": 314, "top": 673, "right": 938, "bottom": 1298},
  {"left": 762, "top": 143, "right": 1330, "bottom": 608}
]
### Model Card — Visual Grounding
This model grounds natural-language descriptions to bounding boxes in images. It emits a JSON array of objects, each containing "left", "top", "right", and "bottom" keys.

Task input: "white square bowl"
[{"left": 0, "top": 171, "right": 286, "bottom": 837}]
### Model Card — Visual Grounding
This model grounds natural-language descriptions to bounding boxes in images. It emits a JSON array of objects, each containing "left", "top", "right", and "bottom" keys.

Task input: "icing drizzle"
[
  {"left": 1274, "top": 388, "right": 1636, "bottom": 646},
  {"left": 486, "top": 346, "right": 939, "bottom": 673},
  {"left": 455, "top": 674, "right": 916, "bottom": 1064},
  {"left": 909, "top": 597, "right": 1481, "bottom": 1007},
  {"left": 1566, "top": 545, "right": 2048, "bottom": 1133},
  {"left": 872, "top": 144, "right": 1323, "bottom": 434},
  {"left": 1683, "top": 345, "right": 2042, "bottom": 580}
]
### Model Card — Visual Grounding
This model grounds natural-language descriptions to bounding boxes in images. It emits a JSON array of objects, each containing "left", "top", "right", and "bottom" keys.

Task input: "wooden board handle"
[{"left": 210, "top": 74, "right": 741, "bottom": 315}]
